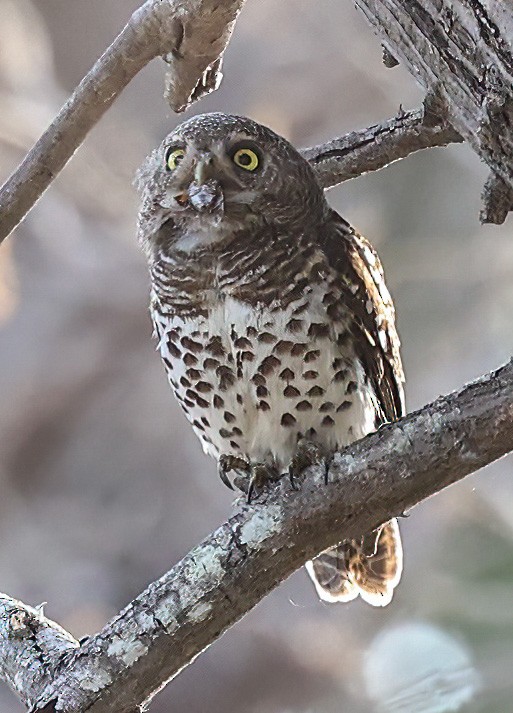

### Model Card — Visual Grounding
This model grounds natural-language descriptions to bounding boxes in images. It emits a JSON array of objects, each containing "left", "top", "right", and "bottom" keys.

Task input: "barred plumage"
[{"left": 137, "top": 113, "right": 405, "bottom": 606}]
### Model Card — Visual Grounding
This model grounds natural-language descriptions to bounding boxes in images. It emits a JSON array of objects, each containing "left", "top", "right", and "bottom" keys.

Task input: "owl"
[{"left": 136, "top": 113, "right": 404, "bottom": 606}]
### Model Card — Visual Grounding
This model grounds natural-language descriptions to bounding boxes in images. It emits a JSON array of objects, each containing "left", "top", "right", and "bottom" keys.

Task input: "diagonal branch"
[
  {"left": 0, "top": 0, "right": 246, "bottom": 244},
  {"left": 301, "top": 104, "right": 461, "bottom": 190},
  {"left": 2, "top": 358, "right": 513, "bottom": 712}
]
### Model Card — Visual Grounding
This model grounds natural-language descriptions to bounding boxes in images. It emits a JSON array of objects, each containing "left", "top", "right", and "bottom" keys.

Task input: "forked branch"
[{"left": 2, "top": 359, "right": 513, "bottom": 712}]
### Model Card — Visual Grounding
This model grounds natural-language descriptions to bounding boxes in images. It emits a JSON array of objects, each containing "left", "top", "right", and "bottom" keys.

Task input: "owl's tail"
[{"left": 305, "top": 519, "right": 402, "bottom": 607}]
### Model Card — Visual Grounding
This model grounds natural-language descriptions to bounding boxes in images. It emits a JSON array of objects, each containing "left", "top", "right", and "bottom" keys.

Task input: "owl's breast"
[{"left": 152, "top": 286, "right": 378, "bottom": 471}]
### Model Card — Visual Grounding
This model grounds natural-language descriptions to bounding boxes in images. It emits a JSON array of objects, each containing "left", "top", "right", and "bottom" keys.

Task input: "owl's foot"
[
  {"left": 218, "top": 454, "right": 249, "bottom": 491},
  {"left": 289, "top": 439, "right": 331, "bottom": 487},
  {"left": 245, "top": 463, "right": 281, "bottom": 504},
  {"left": 218, "top": 454, "right": 280, "bottom": 503}
]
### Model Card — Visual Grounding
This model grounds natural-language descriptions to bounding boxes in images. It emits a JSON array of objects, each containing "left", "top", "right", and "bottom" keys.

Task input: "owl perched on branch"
[{"left": 136, "top": 113, "right": 404, "bottom": 606}]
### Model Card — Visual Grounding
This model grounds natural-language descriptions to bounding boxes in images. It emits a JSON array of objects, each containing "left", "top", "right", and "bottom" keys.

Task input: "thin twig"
[
  {"left": 303, "top": 105, "right": 461, "bottom": 189},
  {"left": 2, "top": 359, "right": 513, "bottom": 712},
  {"left": 0, "top": 0, "right": 245, "bottom": 244}
]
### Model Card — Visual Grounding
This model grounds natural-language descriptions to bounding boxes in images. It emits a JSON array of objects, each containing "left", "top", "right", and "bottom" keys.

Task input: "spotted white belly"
[{"left": 153, "top": 293, "right": 377, "bottom": 470}]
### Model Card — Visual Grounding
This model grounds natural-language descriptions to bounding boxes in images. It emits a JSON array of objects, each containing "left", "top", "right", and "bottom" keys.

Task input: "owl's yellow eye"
[
  {"left": 166, "top": 147, "right": 186, "bottom": 171},
  {"left": 232, "top": 147, "right": 260, "bottom": 171}
]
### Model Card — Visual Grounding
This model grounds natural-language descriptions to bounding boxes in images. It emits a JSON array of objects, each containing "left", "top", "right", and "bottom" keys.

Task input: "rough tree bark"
[
  {"left": 354, "top": 0, "right": 513, "bottom": 223},
  {"left": 2, "top": 359, "right": 513, "bottom": 712},
  {"left": 302, "top": 97, "right": 462, "bottom": 189},
  {"left": 1, "top": 0, "right": 513, "bottom": 710}
]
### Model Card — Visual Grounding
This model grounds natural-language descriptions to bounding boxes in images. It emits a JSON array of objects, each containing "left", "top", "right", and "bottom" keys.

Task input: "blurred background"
[{"left": 0, "top": 1, "right": 512, "bottom": 711}]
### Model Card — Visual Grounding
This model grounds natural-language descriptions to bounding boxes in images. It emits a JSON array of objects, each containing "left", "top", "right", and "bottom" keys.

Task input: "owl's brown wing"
[
  {"left": 308, "top": 212, "right": 405, "bottom": 606},
  {"left": 321, "top": 212, "right": 405, "bottom": 424}
]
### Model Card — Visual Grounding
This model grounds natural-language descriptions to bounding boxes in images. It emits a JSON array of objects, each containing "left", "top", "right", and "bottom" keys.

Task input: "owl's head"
[{"left": 136, "top": 113, "right": 326, "bottom": 256}]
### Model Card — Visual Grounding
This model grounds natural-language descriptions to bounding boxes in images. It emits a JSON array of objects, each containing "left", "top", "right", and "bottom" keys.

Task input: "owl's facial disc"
[
  {"left": 137, "top": 114, "right": 330, "bottom": 259},
  {"left": 161, "top": 140, "right": 262, "bottom": 225}
]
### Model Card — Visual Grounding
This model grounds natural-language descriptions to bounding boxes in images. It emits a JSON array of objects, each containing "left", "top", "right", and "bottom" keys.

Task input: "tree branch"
[
  {"left": 354, "top": 0, "right": 513, "bottom": 222},
  {"left": 301, "top": 104, "right": 461, "bottom": 190},
  {"left": 0, "top": 0, "right": 246, "bottom": 244},
  {"left": 3, "top": 358, "right": 513, "bottom": 712},
  {"left": 0, "top": 596, "right": 78, "bottom": 710}
]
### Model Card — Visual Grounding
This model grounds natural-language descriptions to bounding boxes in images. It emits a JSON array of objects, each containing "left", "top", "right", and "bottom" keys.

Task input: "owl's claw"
[
  {"left": 246, "top": 463, "right": 280, "bottom": 504},
  {"left": 289, "top": 439, "right": 330, "bottom": 487},
  {"left": 218, "top": 454, "right": 250, "bottom": 491},
  {"left": 218, "top": 454, "right": 279, "bottom": 503},
  {"left": 218, "top": 466, "right": 235, "bottom": 491}
]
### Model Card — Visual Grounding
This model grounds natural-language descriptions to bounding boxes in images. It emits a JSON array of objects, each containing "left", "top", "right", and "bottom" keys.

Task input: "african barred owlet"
[{"left": 137, "top": 113, "right": 404, "bottom": 606}]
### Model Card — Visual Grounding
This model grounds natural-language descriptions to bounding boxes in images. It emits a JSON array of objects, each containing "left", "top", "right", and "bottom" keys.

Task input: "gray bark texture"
[
  {"left": 301, "top": 99, "right": 462, "bottom": 189},
  {"left": 2, "top": 359, "right": 513, "bottom": 712},
  {"left": 354, "top": 0, "right": 513, "bottom": 222}
]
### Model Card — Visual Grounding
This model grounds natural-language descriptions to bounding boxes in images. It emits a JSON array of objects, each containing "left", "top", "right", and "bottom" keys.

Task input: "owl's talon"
[
  {"left": 247, "top": 481, "right": 256, "bottom": 504},
  {"left": 218, "top": 465, "right": 235, "bottom": 491},
  {"left": 323, "top": 455, "right": 333, "bottom": 484},
  {"left": 218, "top": 454, "right": 250, "bottom": 491},
  {"left": 289, "top": 470, "right": 300, "bottom": 491},
  {"left": 289, "top": 439, "right": 329, "bottom": 486},
  {"left": 247, "top": 463, "right": 280, "bottom": 504},
  {"left": 218, "top": 455, "right": 279, "bottom": 501}
]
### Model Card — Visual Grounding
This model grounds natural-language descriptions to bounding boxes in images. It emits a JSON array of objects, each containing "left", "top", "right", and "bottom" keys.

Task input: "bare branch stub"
[
  {"left": 0, "top": 595, "right": 78, "bottom": 710},
  {"left": 3, "top": 359, "right": 512, "bottom": 712},
  {"left": 163, "top": 0, "right": 245, "bottom": 112},
  {"left": 0, "top": 0, "right": 246, "bottom": 244},
  {"left": 382, "top": 45, "right": 399, "bottom": 68},
  {"left": 480, "top": 173, "right": 513, "bottom": 225}
]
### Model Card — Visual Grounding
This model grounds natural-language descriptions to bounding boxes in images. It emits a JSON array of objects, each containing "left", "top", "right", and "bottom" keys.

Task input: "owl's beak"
[
  {"left": 186, "top": 153, "right": 224, "bottom": 213},
  {"left": 194, "top": 153, "right": 215, "bottom": 185}
]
